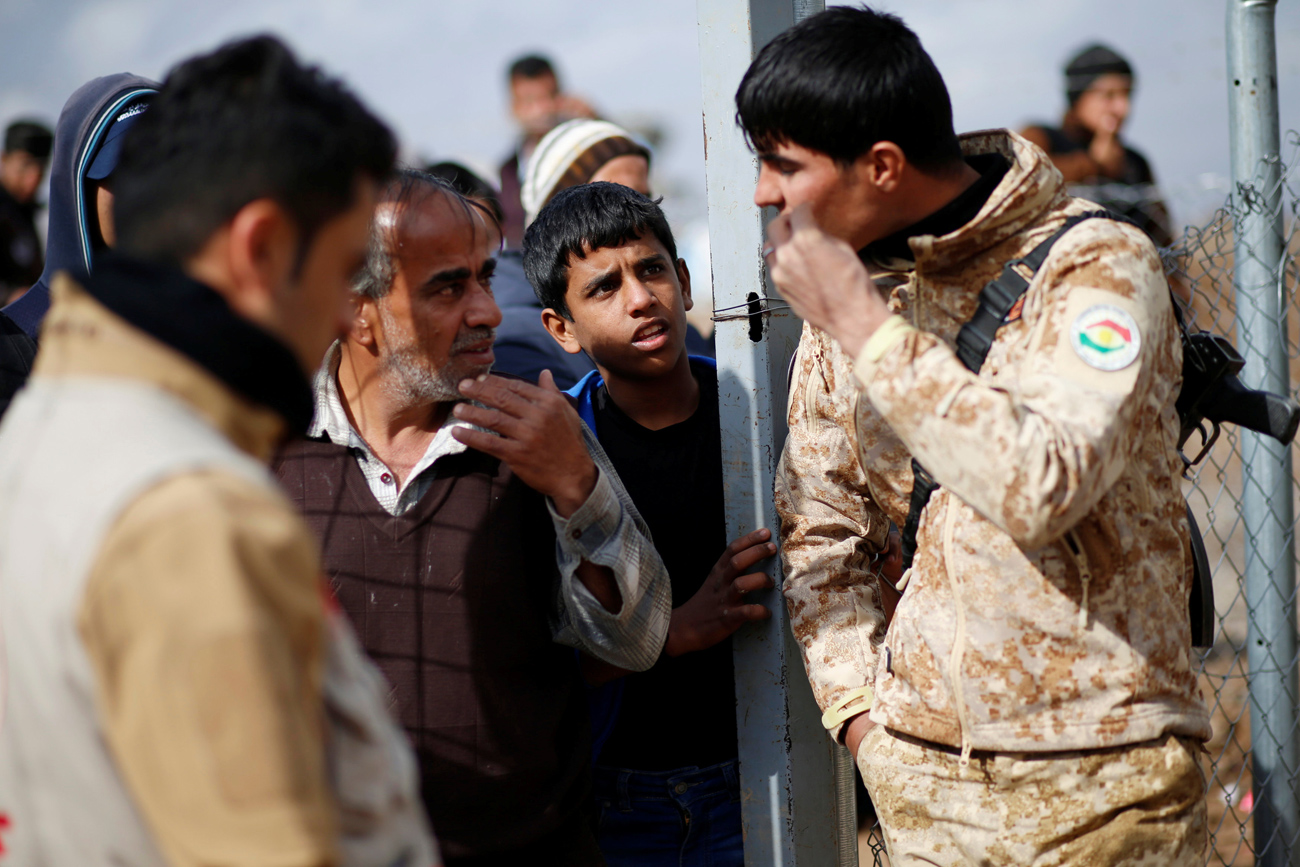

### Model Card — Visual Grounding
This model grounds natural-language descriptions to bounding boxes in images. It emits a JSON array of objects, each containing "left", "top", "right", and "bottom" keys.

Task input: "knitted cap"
[
  {"left": 1065, "top": 44, "right": 1133, "bottom": 103},
  {"left": 521, "top": 119, "right": 651, "bottom": 226}
]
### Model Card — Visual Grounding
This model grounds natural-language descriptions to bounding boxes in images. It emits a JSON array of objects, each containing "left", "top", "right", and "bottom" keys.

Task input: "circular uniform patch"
[{"left": 1070, "top": 304, "right": 1141, "bottom": 371}]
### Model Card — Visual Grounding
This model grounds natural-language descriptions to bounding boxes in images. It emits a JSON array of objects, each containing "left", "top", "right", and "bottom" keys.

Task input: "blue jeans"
[{"left": 594, "top": 760, "right": 744, "bottom": 867}]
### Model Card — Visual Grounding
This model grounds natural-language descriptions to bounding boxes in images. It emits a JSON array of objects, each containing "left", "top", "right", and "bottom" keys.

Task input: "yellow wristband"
[
  {"left": 821, "top": 685, "right": 874, "bottom": 732},
  {"left": 859, "top": 315, "right": 914, "bottom": 364}
]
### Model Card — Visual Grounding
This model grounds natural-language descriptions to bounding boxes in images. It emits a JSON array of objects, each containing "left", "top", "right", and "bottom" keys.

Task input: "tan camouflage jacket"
[{"left": 776, "top": 130, "right": 1212, "bottom": 756}]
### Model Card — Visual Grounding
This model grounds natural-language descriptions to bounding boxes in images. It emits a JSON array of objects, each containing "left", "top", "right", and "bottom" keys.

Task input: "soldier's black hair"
[
  {"left": 113, "top": 35, "right": 396, "bottom": 270},
  {"left": 735, "top": 5, "right": 962, "bottom": 170},
  {"left": 523, "top": 181, "right": 677, "bottom": 319}
]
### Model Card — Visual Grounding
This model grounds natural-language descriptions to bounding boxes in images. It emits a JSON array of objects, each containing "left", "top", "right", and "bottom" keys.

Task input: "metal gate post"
[
  {"left": 1226, "top": 2, "right": 1299, "bottom": 864},
  {"left": 695, "top": 2, "right": 853, "bottom": 866}
]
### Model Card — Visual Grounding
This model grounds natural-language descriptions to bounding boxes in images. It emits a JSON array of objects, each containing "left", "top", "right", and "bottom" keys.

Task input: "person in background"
[
  {"left": 0, "top": 120, "right": 54, "bottom": 304},
  {"left": 498, "top": 54, "right": 596, "bottom": 248},
  {"left": 525, "top": 181, "right": 772, "bottom": 867},
  {"left": 0, "top": 76, "right": 157, "bottom": 421},
  {"left": 0, "top": 35, "right": 437, "bottom": 866},
  {"left": 521, "top": 119, "right": 712, "bottom": 362},
  {"left": 1021, "top": 44, "right": 1175, "bottom": 248},
  {"left": 426, "top": 159, "right": 505, "bottom": 224},
  {"left": 275, "top": 169, "right": 671, "bottom": 866}
]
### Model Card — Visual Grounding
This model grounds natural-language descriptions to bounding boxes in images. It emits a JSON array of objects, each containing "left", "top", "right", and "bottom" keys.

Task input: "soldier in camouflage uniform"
[{"left": 738, "top": 9, "right": 1211, "bottom": 865}]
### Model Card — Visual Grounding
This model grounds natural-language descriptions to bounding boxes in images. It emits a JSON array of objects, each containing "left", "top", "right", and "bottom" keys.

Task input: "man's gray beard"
[{"left": 378, "top": 310, "right": 495, "bottom": 407}]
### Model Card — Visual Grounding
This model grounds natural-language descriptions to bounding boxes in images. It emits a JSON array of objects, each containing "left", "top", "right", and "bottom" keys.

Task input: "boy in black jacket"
[{"left": 524, "top": 182, "right": 772, "bottom": 867}]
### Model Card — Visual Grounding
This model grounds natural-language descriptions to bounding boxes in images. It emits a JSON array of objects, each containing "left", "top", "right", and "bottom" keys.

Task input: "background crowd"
[{"left": 0, "top": 4, "right": 1291, "bottom": 867}]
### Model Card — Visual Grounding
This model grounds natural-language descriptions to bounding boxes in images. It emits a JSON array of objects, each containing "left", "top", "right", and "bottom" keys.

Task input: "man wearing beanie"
[{"left": 1022, "top": 43, "right": 1174, "bottom": 247}]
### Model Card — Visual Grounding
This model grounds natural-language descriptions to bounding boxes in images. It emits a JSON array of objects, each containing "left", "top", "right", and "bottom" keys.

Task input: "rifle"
[{"left": 1175, "top": 326, "right": 1300, "bottom": 469}]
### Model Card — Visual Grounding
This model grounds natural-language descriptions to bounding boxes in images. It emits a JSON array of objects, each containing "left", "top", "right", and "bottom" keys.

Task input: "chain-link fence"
[
  {"left": 854, "top": 133, "right": 1300, "bottom": 867},
  {"left": 1175, "top": 129, "right": 1300, "bottom": 867}
]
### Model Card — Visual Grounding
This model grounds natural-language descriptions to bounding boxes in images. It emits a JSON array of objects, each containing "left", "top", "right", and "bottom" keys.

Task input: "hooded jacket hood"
[{"left": 2, "top": 73, "right": 158, "bottom": 339}]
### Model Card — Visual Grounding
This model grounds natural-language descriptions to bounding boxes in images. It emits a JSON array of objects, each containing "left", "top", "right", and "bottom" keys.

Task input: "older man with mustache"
[{"left": 274, "top": 169, "right": 670, "bottom": 867}]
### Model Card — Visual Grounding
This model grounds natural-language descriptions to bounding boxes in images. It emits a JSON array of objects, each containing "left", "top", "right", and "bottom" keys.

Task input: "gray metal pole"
[
  {"left": 695, "top": 2, "right": 851, "bottom": 866},
  {"left": 1226, "top": 2, "right": 1299, "bottom": 865}
]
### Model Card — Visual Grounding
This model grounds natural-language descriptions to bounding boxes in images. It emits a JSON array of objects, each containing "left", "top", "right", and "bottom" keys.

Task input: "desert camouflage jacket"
[{"left": 776, "top": 130, "right": 1212, "bottom": 755}]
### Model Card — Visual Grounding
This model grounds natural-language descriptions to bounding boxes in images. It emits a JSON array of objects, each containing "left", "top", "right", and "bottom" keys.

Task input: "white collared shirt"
[{"left": 309, "top": 344, "right": 474, "bottom": 516}]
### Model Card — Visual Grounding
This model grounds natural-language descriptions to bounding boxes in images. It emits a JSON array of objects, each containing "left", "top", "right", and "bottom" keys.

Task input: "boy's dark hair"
[
  {"left": 735, "top": 6, "right": 961, "bottom": 171},
  {"left": 3, "top": 121, "right": 53, "bottom": 161},
  {"left": 509, "top": 54, "right": 555, "bottom": 81},
  {"left": 523, "top": 181, "right": 677, "bottom": 319},
  {"left": 113, "top": 35, "right": 396, "bottom": 269}
]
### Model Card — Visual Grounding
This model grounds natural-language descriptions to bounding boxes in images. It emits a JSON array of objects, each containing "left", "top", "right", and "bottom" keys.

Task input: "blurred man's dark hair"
[
  {"left": 523, "top": 181, "right": 677, "bottom": 319},
  {"left": 113, "top": 35, "right": 396, "bottom": 269},
  {"left": 425, "top": 160, "right": 505, "bottom": 224},
  {"left": 3, "top": 121, "right": 54, "bottom": 162},
  {"left": 508, "top": 54, "right": 556, "bottom": 82},
  {"left": 1065, "top": 44, "right": 1134, "bottom": 105},
  {"left": 735, "top": 5, "right": 962, "bottom": 170}
]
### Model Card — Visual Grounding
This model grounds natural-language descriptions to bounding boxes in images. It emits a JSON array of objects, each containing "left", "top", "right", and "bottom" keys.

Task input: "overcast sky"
[{"left": 2, "top": 0, "right": 1298, "bottom": 232}]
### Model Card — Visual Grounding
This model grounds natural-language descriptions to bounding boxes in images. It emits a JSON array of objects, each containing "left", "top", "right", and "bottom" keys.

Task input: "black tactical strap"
[
  {"left": 953, "top": 212, "right": 1113, "bottom": 373},
  {"left": 892, "top": 209, "right": 1213, "bottom": 647},
  {"left": 900, "top": 460, "right": 938, "bottom": 570},
  {"left": 900, "top": 211, "right": 1114, "bottom": 571}
]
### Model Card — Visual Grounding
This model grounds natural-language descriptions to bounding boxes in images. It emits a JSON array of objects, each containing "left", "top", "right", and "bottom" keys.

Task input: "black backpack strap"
[
  {"left": 954, "top": 211, "right": 1114, "bottom": 373},
  {"left": 899, "top": 210, "right": 1116, "bottom": 572},
  {"left": 900, "top": 460, "right": 938, "bottom": 570}
]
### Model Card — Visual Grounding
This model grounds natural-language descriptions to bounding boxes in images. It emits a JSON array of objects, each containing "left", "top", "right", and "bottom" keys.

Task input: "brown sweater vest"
[{"left": 275, "top": 439, "right": 591, "bottom": 859}]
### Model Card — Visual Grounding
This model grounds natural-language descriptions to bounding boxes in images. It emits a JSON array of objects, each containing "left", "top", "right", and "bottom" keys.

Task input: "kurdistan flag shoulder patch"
[{"left": 1070, "top": 304, "right": 1141, "bottom": 371}]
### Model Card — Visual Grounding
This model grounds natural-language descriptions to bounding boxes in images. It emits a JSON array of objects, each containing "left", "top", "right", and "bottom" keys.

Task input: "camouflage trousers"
[{"left": 858, "top": 726, "right": 1207, "bottom": 866}]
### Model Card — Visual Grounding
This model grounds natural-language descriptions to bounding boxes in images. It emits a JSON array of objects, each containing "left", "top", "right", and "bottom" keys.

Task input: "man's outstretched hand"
[
  {"left": 765, "top": 204, "right": 892, "bottom": 357},
  {"left": 664, "top": 528, "right": 776, "bottom": 657},
  {"left": 452, "top": 370, "right": 598, "bottom": 517}
]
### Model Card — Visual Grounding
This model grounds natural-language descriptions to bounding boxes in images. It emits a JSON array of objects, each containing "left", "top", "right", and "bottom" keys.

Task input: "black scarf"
[
  {"left": 862, "top": 153, "right": 1011, "bottom": 264},
  {"left": 87, "top": 253, "right": 313, "bottom": 434}
]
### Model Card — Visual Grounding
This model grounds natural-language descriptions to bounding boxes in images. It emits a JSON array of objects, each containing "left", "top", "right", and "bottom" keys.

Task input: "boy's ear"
[
  {"left": 677, "top": 258, "right": 693, "bottom": 312},
  {"left": 541, "top": 308, "right": 585, "bottom": 356}
]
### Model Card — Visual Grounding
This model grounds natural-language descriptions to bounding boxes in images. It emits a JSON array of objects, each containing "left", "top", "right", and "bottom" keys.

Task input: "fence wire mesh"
[
  {"left": 1176, "top": 129, "right": 1300, "bottom": 867},
  {"left": 856, "top": 133, "right": 1300, "bottom": 867}
]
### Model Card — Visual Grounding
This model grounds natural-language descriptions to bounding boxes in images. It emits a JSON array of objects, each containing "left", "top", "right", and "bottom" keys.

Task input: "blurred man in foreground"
[
  {"left": 0, "top": 119, "right": 53, "bottom": 302},
  {"left": 0, "top": 36, "right": 437, "bottom": 866},
  {"left": 747, "top": 8, "right": 1209, "bottom": 865},
  {"left": 1022, "top": 44, "right": 1174, "bottom": 247},
  {"left": 274, "top": 169, "right": 670, "bottom": 865}
]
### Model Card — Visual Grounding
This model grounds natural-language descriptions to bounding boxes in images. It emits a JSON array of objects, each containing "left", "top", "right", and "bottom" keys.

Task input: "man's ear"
[
  {"left": 541, "top": 307, "right": 584, "bottom": 356},
  {"left": 222, "top": 198, "right": 298, "bottom": 326},
  {"left": 677, "top": 258, "right": 693, "bottom": 312},
  {"left": 349, "top": 294, "right": 381, "bottom": 350},
  {"left": 861, "top": 141, "right": 907, "bottom": 194}
]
